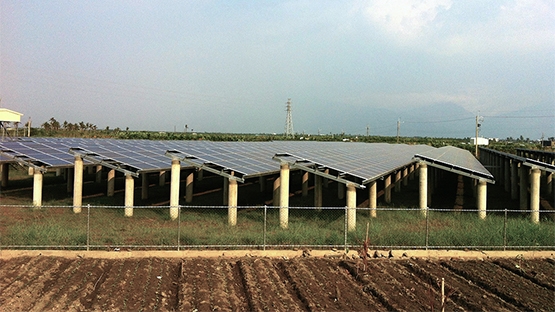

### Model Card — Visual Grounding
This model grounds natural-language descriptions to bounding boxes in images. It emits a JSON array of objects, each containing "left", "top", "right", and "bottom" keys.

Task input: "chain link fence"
[{"left": 1, "top": 205, "right": 553, "bottom": 251}]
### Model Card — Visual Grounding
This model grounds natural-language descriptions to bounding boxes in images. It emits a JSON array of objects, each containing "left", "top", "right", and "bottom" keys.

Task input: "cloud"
[
  {"left": 363, "top": 0, "right": 452, "bottom": 42},
  {"left": 443, "top": 0, "right": 555, "bottom": 54},
  {"left": 362, "top": 0, "right": 554, "bottom": 54}
]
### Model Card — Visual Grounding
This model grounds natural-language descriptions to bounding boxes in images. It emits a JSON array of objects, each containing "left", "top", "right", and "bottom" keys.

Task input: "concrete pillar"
[
  {"left": 1, "top": 163, "right": 9, "bottom": 187},
  {"left": 394, "top": 170, "right": 402, "bottom": 192},
  {"left": 504, "top": 159, "right": 510, "bottom": 193},
  {"left": 107, "top": 169, "right": 115, "bottom": 197},
  {"left": 384, "top": 175, "right": 392, "bottom": 203},
  {"left": 272, "top": 177, "right": 280, "bottom": 207},
  {"left": 547, "top": 171, "right": 553, "bottom": 197},
  {"left": 159, "top": 171, "right": 166, "bottom": 186},
  {"left": 419, "top": 163, "right": 428, "bottom": 214},
  {"left": 427, "top": 168, "right": 433, "bottom": 206},
  {"left": 547, "top": 159, "right": 555, "bottom": 196},
  {"left": 477, "top": 180, "right": 487, "bottom": 220},
  {"left": 197, "top": 169, "right": 203, "bottom": 181},
  {"left": 346, "top": 184, "right": 356, "bottom": 232},
  {"left": 73, "top": 156, "right": 84, "bottom": 213},
  {"left": 368, "top": 180, "right": 377, "bottom": 218},
  {"left": 314, "top": 175, "right": 322, "bottom": 207},
  {"left": 66, "top": 168, "right": 74, "bottom": 193},
  {"left": 409, "top": 164, "right": 416, "bottom": 181},
  {"left": 402, "top": 167, "right": 409, "bottom": 187},
  {"left": 520, "top": 165, "right": 528, "bottom": 210},
  {"left": 95, "top": 165, "right": 102, "bottom": 184},
  {"left": 302, "top": 172, "right": 308, "bottom": 197},
  {"left": 228, "top": 176, "right": 238, "bottom": 226},
  {"left": 510, "top": 161, "right": 518, "bottom": 200},
  {"left": 28, "top": 166, "right": 34, "bottom": 176},
  {"left": 141, "top": 173, "right": 149, "bottom": 200},
  {"left": 185, "top": 171, "right": 194, "bottom": 203},
  {"left": 259, "top": 176, "right": 266, "bottom": 192},
  {"left": 169, "top": 159, "right": 180, "bottom": 220},
  {"left": 530, "top": 168, "right": 541, "bottom": 224},
  {"left": 32, "top": 170, "right": 43, "bottom": 207},
  {"left": 124, "top": 175, "right": 134, "bottom": 217},
  {"left": 337, "top": 182, "right": 345, "bottom": 199},
  {"left": 279, "top": 163, "right": 290, "bottom": 229},
  {"left": 223, "top": 177, "right": 229, "bottom": 205}
]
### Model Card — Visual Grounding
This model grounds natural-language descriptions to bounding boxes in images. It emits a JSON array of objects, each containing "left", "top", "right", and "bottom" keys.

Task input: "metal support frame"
[
  {"left": 165, "top": 150, "right": 244, "bottom": 183},
  {"left": 414, "top": 155, "right": 495, "bottom": 184},
  {"left": 273, "top": 154, "right": 365, "bottom": 189},
  {"left": 69, "top": 148, "right": 140, "bottom": 178},
  {"left": 0, "top": 149, "right": 48, "bottom": 173}
]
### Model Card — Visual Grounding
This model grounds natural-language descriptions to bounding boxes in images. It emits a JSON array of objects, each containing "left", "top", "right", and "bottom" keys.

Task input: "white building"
[{"left": 470, "top": 137, "right": 489, "bottom": 146}]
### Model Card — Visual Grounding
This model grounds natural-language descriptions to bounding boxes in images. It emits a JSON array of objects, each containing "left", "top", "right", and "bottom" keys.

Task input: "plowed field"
[{"left": 1, "top": 255, "right": 554, "bottom": 311}]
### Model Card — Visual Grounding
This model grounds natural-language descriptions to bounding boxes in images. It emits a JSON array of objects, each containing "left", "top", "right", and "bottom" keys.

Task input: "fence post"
[
  {"left": 344, "top": 207, "right": 348, "bottom": 253},
  {"left": 177, "top": 205, "right": 181, "bottom": 251},
  {"left": 503, "top": 209, "right": 507, "bottom": 251},
  {"left": 425, "top": 207, "right": 429, "bottom": 250},
  {"left": 86, "top": 204, "right": 90, "bottom": 251},
  {"left": 263, "top": 205, "right": 267, "bottom": 251}
]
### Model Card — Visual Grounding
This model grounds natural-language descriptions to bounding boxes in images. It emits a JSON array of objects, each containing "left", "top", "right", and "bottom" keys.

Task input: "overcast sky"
[{"left": 1, "top": 0, "right": 553, "bottom": 138}]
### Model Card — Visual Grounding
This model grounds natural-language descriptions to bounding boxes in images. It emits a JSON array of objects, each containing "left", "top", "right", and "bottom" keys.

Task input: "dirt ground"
[{"left": 0, "top": 250, "right": 553, "bottom": 311}]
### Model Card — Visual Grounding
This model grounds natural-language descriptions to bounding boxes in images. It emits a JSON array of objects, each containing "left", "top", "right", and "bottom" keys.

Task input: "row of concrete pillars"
[
  {"left": 480, "top": 149, "right": 554, "bottom": 224},
  {"left": 0, "top": 157, "right": 501, "bottom": 231}
]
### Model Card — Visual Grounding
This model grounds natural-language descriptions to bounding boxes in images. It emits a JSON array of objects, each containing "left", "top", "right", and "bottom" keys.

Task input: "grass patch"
[{"left": 1, "top": 205, "right": 553, "bottom": 249}]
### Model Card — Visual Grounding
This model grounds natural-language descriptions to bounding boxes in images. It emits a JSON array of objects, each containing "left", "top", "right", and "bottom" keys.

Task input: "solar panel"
[
  {"left": 0, "top": 138, "right": 493, "bottom": 187},
  {"left": 414, "top": 146, "right": 494, "bottom": 182}
]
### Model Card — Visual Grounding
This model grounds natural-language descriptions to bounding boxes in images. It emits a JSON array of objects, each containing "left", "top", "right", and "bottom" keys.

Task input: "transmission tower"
[{"left": 284, "top": 98, "right": 294, "bottom": 138}]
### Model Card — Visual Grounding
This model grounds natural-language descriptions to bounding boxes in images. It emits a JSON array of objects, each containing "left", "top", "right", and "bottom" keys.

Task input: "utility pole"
[
  {"left": 396, "top": 118, "right": 401, "bottom": 143},
  {"left": 475, "top": 113, "right": 483, "bottom": 158},
  {"left": 284, "top": 98, "right": 294, "bottom": 139},
  {"left": 27, "top": 117, "right": 31, "bottom": 137}
]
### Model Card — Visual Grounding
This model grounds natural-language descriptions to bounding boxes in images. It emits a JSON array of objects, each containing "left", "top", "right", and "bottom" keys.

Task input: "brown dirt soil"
[{"left": 0, "top": 251, "right": 554, "bottom": 311}]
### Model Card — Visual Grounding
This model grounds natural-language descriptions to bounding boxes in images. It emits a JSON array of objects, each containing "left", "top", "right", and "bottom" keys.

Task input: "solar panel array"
[
  {"left": 414, "top": 146, "right": 494, "bottom": 181},
  {"left": 0, "top": 138, "right": 492, "bottom": 184}
]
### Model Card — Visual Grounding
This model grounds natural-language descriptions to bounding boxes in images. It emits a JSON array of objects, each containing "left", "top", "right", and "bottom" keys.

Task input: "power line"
[
  {"left": 404, "top": 117, "right": 475, "bottom": 124},
  {"left": 482, "top": 115, "right": 555, "bottom": 119}
]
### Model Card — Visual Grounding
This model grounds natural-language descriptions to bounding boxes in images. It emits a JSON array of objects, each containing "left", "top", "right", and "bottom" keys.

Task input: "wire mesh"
[{"left": 0, "top": 204, "right": 553, "bottom": 251}]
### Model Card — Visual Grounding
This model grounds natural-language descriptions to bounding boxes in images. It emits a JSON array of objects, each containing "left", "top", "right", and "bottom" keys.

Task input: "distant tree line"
[
  {"left": 25, "top": 117, "right": 548, "bottom": 154},
  {"left": 41, "top": 117, "right": 97, "bottom": 132}
]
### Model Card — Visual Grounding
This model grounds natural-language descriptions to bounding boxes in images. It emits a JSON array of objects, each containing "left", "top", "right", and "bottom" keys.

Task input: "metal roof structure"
[
  {"left": 273, "top": 142, "right": 435, "bottom": 187},
  {"left": 480, "top": 147, "right": 555, "bottom": 174},
  {"left": 414, "top": 146, "right": 495, "bottom": 183},
  {"left": 0, "top": 138, "right": 494, "bottom": 186}
]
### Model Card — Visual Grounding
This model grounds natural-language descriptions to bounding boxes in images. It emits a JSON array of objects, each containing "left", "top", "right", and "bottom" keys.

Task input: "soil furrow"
[
  {"left": 280, "top": 259, "right": 324, "bottom": 311},
  {"left": 58, "top": 258, "right": 102, "bottom": 311},
  {"left": 403, "top": 259, "right": 519, "bottom": 312},
  {"left": 81, "top": 259, "right": 114, "bottom": 310},
  {"left": 237, "top": 259, "right": 265, "bottom": 312},
  {"left": 121, "top": 258, "right": 150, "bottom": 311},
  {"left": 220, "top": 259, "right": 249, "bottom": 311},
  {"left": 96, "top": 259, "right": 127, "bottom": 310},
  {"left": 0, "top": 256, "right": 51, "bottom": 300},
  {"left": 252, "top": 258, "right": 302, "bottom": 311},
  {"left": 442, "top": 260, "right": 555, "bottom": 311},
  {"left": 28, "top": 258, "right": 84, "bottom": 311},
  {"left": 493, "top": 258, "right": 555, "bottom": 291},
  {"left": 1, "top": 257, "right": 67, "bottom": 311},
  {"left": 375, "top": 260, "right": 465, "bottom": 311},
  {"left": 340, "top": 260, "right": 405, "bottom": 312},
  {"left": 323, "top": 258, "right": 389, "bottom": 311}
]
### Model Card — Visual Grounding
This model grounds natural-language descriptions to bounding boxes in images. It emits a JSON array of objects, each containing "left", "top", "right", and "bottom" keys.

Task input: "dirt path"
[{"left": 1, "top": 249, "right": 553, "bottom": 260}]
